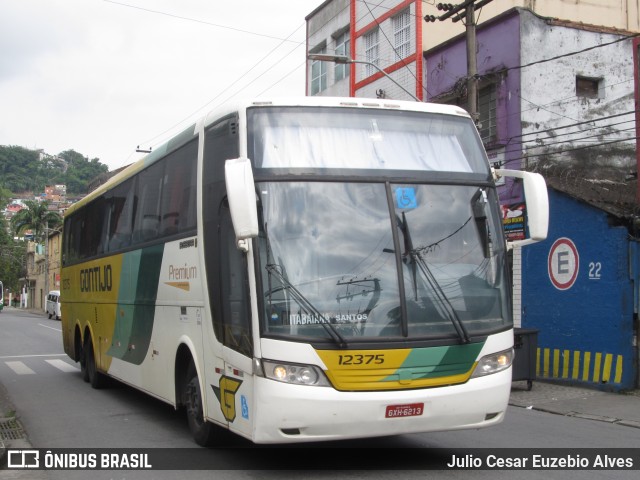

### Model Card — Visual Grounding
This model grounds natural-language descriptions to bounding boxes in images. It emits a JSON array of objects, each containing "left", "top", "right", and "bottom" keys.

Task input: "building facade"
[
  {"left": 425, "top": 8, "right": 637, "bottom": 202},
  {"left": 421, "top": 0, "right": 640, "bottom": 51},
  {"left": 306, "top": 0, "right": 639, "bottom": 102},
  {"left": 306, "top": 0, "right": 425, "bottom": 100}
]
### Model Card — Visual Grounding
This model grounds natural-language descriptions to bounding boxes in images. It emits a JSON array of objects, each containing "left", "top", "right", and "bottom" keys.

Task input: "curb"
[{"left": 508, "top": 401, "right": 640, "bottom": 429}]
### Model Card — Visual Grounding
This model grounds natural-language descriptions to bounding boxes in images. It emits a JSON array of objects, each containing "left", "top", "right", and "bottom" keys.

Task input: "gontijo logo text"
[{"left": 80, "top": 265, "right": 113, "bottom": 292}]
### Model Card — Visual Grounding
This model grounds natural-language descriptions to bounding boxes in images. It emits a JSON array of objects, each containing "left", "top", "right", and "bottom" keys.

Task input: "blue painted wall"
[{"left": 522, "top": 189, "right": 637, "bottom": 390}]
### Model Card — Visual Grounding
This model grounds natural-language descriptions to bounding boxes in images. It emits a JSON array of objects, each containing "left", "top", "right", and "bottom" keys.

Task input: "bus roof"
[
  {"left": 203, "top": 96, "right": 471, "bottom": 129},
  {"left": 66, "top": 97, "right": 472, "bottom": 218}
]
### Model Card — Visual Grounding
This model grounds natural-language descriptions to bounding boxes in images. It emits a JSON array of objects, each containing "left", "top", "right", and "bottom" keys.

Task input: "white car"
[{"left": 46, "top": 290, "right": 61, "bottom": 320}]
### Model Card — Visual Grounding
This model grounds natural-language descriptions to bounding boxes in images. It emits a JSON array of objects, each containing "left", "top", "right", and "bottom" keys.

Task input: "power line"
[
  {"left": 504, "top": 31, "right": 640, "bottom": 73},
  {"left": 507, "top": 109, "right": 638, "bottom": 141},
  {"left": 102, "top": 0, "right": 305, "bottom": 44},
  {"left": 502, "top": 126, "right": 636, "bottom": 159},
  {"left": 500, "top": 136, "right": 639, "bottom": 168},
  {"left": 493, "top": 110, "right": 639, "bottom": 164},
  {"left": 490, "top": 77, "right": 636, "bottom": 134},
  {"left": 112, "top": 0, "right": 640, "bottom": 163},
  {"left": 132, "top": 12, "right": 307, "bottom": 149},
  {"left": 216, "top": 41, "right": 305, "bottom": 107}
]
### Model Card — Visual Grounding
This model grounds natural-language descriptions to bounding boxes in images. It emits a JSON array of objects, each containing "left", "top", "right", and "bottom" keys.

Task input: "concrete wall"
[{"left": 519, "top": 9, "right": 636, "bottom": 171}]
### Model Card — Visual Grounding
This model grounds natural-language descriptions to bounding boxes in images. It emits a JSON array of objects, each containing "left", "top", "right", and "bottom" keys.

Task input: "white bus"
[{"left": 61, "top": 97, "right": 548, "bottom": 445}]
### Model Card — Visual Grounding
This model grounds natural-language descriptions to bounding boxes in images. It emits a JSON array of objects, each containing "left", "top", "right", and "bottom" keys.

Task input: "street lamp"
[{"left": 308, "top": 54, "right": 419, "bottom": 102}]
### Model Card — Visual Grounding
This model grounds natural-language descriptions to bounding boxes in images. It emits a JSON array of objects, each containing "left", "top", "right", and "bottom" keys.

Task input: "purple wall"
[{"left": 424, "top": 10, "right": 523, "bottom": 203}]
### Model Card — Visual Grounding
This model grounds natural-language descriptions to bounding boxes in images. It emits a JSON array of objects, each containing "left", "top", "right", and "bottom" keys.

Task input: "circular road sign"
[{"left": 548, "top": 237, "right": 579, "bottom": 290}]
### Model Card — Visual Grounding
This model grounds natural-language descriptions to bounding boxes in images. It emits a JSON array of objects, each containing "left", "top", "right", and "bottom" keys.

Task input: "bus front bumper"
[{"left": 250, "top": 368, "right": 511, "bottom": 444}]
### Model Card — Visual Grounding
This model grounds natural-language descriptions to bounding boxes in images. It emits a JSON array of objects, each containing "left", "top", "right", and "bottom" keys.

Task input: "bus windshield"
[
  {"left": 248, "top": 106, "right": 489, "bottom": 174},
  {"left": 257, "top": 182, "right": 510, "bottom": 344}
]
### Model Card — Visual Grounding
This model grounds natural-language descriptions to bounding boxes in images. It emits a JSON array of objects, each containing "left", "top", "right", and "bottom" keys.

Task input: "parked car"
[{"left": 46, "top": 290, "right": 61, "bottom": 320}]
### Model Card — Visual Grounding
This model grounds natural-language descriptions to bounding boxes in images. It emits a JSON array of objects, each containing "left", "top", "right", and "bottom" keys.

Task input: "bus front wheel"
[{"left": 185, "top": 362, "right": 217, "bottom": 447}]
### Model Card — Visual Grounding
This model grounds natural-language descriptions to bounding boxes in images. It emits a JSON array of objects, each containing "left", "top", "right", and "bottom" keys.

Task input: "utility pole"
[
  {"left": 44, "top": 221, "right": 49, "bottom": 304},
  {"left": 465, "top": 5, "right": 478, "bottom": 124},
  {"left": 425, "top": 1, "right": 494, "bottom": 124}
]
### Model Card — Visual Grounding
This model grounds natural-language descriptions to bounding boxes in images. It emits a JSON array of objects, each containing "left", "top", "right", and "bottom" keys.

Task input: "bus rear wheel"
[
  {"left": 79, "top": 336, "right": 89, "bottom": 383},
  {"left": 84, "top": 335, "right": 106, "bottom": 389},
  {"left": 184, "top": 362, "right": 217, "bottom": 447}
]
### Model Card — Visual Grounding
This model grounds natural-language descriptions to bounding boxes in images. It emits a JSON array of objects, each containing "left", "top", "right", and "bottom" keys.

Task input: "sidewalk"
[
  {"left": 510, "top": 380, "right": 640, "bottom": 429},
  {"left": 0, "top": 381, "right": 48, "bottom": 479}
]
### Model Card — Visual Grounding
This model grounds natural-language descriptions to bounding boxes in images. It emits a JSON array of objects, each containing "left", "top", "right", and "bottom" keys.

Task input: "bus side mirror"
[
  {"left": 225, "top": 157, "right": 259, "bottom": 251},
  {"left": 494, "top": 169, "right": 549, "bottom": 249}
]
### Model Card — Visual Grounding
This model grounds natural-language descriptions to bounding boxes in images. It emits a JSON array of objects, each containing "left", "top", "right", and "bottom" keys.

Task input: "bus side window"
[
  {"left": 108, "top": 178, "right": 136, "bottom": 252},
  {"left": 160, "top": 140, "right": 198, "bottom": 237},
  {"left": 219, "top": 201, "right": 253, "bottom": 357},
  {"left": 132, "top": 161, "right": 163, "bottom": 244}
]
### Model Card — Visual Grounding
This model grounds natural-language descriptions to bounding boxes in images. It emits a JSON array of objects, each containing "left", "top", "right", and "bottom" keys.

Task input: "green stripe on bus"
[
  {"left": 108, "top": 244, "right": 164, "bottom": 365},
  {"left": 382, "top": 342, "right": 484, "bottom": 382}
]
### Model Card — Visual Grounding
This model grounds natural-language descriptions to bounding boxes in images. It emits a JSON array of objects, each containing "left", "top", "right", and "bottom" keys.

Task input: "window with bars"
[
  {"left": 478, "top": 84, "right": 497, "bottom": 144},
  {"left": 335, "top": 31, "right": 350, "bottom": 82},
  {"left": 393, "top": 10, "right": 411, "bottom": 60},
  {"left": 364, "top": 28, "right": 379, "bottom": 77},
  {"left": 311, "top": 48, "right": 327, "bottom": 95}
]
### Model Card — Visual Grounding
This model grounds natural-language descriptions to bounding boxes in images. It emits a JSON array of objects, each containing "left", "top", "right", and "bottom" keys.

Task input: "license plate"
[{"left": 385, "top": 403, "right": 424, "bottom": 418}]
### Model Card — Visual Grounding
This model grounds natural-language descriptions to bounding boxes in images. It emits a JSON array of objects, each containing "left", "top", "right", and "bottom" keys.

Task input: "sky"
[{"left": 0, "top": 0, "right": 325, "bottom": 171}]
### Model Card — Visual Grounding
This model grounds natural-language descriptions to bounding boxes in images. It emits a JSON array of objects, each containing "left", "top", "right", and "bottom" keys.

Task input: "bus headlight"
[
  {"left": 471, "top": 349, "right": 514, "bottom": 378},
  {"left": 262, "top": 360, "right": 330, "bottom": 387}
]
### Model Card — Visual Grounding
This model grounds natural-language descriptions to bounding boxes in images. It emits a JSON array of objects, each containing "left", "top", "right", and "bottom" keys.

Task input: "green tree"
[
  {"left": 0, "top": 145, "right": 110, "bottom": 195},
  {"left": 0, "top": 146, "right": 44, "bottom": 192},
  {"left": 0, "top": 186, "right": 12, "bottom": 209},
  {"left": 10, "top": 200, "right": 62, "bottom": 241},
  {"left": 59, "top": 150, "right": 108, "bottom": 194},
  {"left": 0, "top": 240, "right": 26, "bottom": 298},
  {"left": 0, "top": 214, "right": 26, "bottom": 297}
]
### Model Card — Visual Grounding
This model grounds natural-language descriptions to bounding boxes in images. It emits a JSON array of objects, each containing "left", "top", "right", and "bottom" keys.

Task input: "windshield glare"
[
  {"left": 258, "top": 182, "right": 510, "bottom": 343},
  {"left": 248, "top": 107, "right": 489, "bottom": 174}
]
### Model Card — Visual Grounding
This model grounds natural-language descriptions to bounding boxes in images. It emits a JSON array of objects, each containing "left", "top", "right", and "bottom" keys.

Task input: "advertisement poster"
[{"left": 502, "top": 203, "right": 526, "bottom": 241}]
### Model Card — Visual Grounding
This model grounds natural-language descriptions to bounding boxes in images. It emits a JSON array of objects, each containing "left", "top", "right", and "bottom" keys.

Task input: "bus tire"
[
  {"left": 79, "top": 336, "right": 89, "bottom": 383},
  {"left": 184, "top": 362, "right": 216, "bottom": 447},
  {"left": 84, "top": 335, "right": 106, "bottom": 389}
]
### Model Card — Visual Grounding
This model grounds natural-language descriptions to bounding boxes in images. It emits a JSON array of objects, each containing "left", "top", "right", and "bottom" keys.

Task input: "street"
[{"left": 1, "top": 307, "right": 639, "bottom": 480}]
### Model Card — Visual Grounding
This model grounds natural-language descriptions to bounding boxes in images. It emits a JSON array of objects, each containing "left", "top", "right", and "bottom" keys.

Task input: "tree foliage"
[
  {"left": 0, "top": 145, "right": 109, "bottom": 195},
  {"left": 0, "top": 215, "right": 26, "bottom": 295},
  {"left": 10, "top": 200, "right": 62, "bottom": 242}
]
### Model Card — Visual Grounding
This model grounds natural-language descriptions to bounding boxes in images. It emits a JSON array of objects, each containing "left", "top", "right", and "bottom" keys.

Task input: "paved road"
[{"left": 1, "top": 307, "right": 639, "bottom": 479}]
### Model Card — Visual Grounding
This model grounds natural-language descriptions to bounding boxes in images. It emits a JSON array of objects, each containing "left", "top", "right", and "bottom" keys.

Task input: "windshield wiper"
[
  {"left": 399, "top": 213, "right": 471, "bottom": 344},
  {"left": 265, "top": 264, "right": 348, "bottom": 348},
  {"left": 413, "top": 251, "right": 471, "bottom": 344}
]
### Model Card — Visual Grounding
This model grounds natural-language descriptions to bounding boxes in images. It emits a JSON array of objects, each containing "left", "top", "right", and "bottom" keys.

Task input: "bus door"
[{"left": 205, "top": 202, "right": 255, "bottom": 438}]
